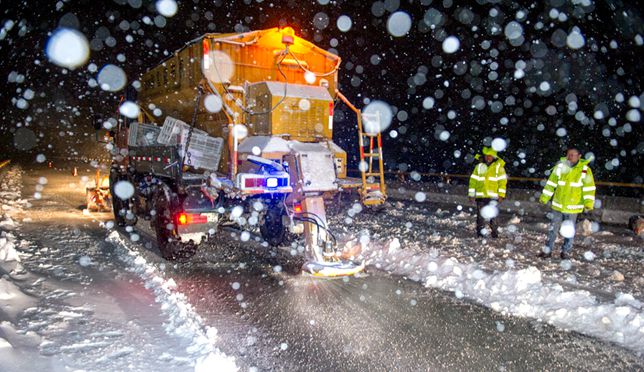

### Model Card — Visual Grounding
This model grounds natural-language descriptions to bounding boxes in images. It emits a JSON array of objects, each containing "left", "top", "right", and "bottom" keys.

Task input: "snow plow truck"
[{"left": 109, "top": 27, "right": 387, "bottom": 277}]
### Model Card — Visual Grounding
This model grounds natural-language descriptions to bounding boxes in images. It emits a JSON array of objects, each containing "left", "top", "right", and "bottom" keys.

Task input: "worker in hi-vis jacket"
[{"left": 468, "top": 146, "right": 507, "bottom": 238}]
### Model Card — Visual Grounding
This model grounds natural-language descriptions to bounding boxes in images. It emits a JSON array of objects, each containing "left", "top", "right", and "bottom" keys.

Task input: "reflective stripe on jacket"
[
  {"left": 468, "top": 157, "right": 507, "bottom": 199},
  {"left": 539, "top": 158, "right": 596, "bottom": 214}
]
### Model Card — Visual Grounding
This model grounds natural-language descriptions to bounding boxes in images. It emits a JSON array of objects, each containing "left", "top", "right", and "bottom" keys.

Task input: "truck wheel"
[
  {"left": 109, "top": 169, "right": 127, "bottom": 226},
  {"left": 153, "top": 192, "right": 197, "bottom": 261},
  {"left": 260, "top": 206, "right": 287, "bottom": 247},
  {"left": 110, "top": 188, "right": 137, "bottom": 226}
]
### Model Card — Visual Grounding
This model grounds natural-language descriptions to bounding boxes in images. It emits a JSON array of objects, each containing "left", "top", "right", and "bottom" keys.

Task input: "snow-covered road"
[
  {"left": 0, "top": 165, "right": 235, "bottom": 371},
  {"left": 0, "top": 163, "right": 642, "bottom": 371}
]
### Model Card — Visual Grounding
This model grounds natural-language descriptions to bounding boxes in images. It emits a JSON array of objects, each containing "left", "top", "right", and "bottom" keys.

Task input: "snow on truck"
[{"left": 109, "top": 27, "right": 387, "bottom": 277}]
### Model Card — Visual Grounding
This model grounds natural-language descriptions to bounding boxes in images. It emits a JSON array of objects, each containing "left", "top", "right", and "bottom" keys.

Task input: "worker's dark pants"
[{"left": 476, "top": 198, "right": 498, "bottom": 238}]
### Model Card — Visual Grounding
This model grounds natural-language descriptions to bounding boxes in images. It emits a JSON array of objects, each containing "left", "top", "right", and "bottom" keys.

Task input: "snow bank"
[
  {"left": 0, "top": 278, "right": 38, "bottom": 322},
  {"left": 0, "top": 231, "right": 20, "bottom": 263},
  {"left": 0, "top": 215, "right": 18, "bottom": 231},
  {"left": 107, "top": 232, "right": 238, "bottom": 371},
  {"left": 0, "top": 168, "right": 25, "bottom": 331},
  {"left": 0, "top": 167, "right": 27, "bottom": 316},
  {"left": 365, "top": 238, "right": 644, "bottom": 354},
  {"left": 0, "top": 167, "right": 37, "bottom": 348},
  {"left": 0, "top": 167, "right": 23, "bottom": 264}
]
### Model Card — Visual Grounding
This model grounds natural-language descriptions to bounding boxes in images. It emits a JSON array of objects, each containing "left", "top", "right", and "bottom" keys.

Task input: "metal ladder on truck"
[
  {"left": 336, "top": 91, "right": 387, "bottom": 206},
  {"left": 358, "top": 112, "right": 387, "bottom": 205}
]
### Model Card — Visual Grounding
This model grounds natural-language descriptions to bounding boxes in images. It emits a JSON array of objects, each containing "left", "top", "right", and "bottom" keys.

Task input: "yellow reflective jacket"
[
  {"left": 539, "top": 158, "right": 596, "bottom": 214},
  {"left": 468, "top": 157, "right": 507, "bottom": 199}
]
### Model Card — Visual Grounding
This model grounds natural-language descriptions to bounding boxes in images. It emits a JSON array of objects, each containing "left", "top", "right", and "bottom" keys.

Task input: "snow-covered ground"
[
  {"left": 0, "top": 165, "right": 237, "bottom": 371},
  {"left": 328, "top": 195, "right": 644, "bottom": 355},
  {"left": 1, "top": 163, "right": 642, "bottom": 370}
]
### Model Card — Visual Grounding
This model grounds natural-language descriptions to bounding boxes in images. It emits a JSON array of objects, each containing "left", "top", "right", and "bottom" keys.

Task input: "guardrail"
[
  {"left": 348, "top": 168, "right": 642, "bottom": 224},
  {"left": 348, "top": 169, "right": 644, "bottom": 189}
]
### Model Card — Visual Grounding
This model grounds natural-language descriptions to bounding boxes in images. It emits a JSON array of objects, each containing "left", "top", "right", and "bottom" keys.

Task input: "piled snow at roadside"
[
  {"left": 107, "top": 232, "right": 238, "bottom": 371},
  {"left": 0, "top": 230, "right": 20, "bottom": 263},
  {"left": 0, "top": 166, "right": 39, "bottom": 356},
  {"left": 0, "top": 167, "right": 24, "bottom": 264},
  {"left": 364, "top": 238, "right": 644, "bottom": 354}
]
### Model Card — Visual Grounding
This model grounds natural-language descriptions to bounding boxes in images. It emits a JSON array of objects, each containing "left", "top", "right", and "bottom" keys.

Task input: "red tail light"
[
  {"left": 244, "top": 177, "right": 263, "bottom": 188},
  {"left": 293, "top": 203, "right": 303, "bottom": 214},
  {"left": 177, "top": 212, "right": 208, "bottom": 225}
]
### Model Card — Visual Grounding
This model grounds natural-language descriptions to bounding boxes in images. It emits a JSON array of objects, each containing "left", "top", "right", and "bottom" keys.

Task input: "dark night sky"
[{"left": 0, "top": 0, "right": 642, "bottom": 188}]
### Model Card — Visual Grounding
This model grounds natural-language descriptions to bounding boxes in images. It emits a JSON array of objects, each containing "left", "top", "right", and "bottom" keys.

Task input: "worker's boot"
[
  {"left": 490, "top": 219, "right": 499, "bottom": 238},
  {"left": 537, "top": 251, "right": 552, "bottom": 259}
]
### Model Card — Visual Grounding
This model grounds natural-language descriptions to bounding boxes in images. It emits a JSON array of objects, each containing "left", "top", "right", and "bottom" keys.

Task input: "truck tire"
[
  {"left": 109, "top": 168, "right": 127, "bottom": 226},
  {"left": 153, "top": 191, "right": 197, "bottom": 261},
  {"left": 260, "top": 206, "right": 287, "bottom": 247}
]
